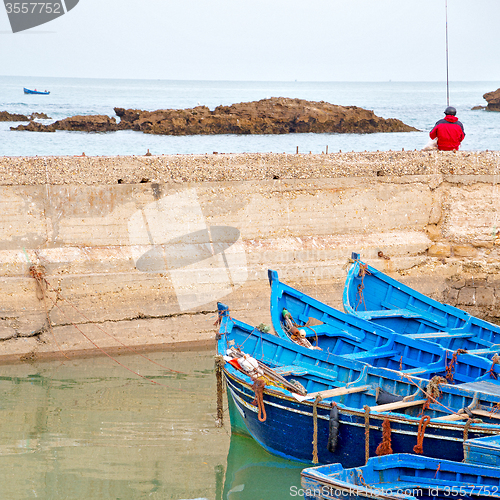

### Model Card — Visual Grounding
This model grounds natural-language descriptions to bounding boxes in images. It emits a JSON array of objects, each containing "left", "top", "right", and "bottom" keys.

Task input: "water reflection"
[
  {"left": 0, "top": 349, "right": 306, "bottom": 499},
  {"left": 223, "top": 433, "right": 306, "bottom": 500},
  {"left": 0, "top": 350, "right": 230, "bottom": 499}
]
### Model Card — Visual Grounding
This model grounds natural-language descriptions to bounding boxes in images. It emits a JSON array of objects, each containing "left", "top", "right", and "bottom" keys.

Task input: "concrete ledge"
[{"left": 0, "top": 151, "right": 499, "bottom": 360}]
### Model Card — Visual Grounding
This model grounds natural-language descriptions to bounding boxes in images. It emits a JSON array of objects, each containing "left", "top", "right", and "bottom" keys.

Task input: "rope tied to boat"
[
  {"left": 446, "top": 348, "right": 468, "bottom": 383},
  {"left": 375, "top": 418, "right": 393, "bottom": 456},
  {"left": 355, "top": 264, "right": 371, "bottom": 311},
  {"left": 251, "top": 377, "right": 267, "bottom": 423},
  {"left": 433, "top": 463, "right": 441, "bottom": 479},
  {"left": 421, "top": 376, "right": 447, "bottom": 414},
  {"left": 312, "top": 394, "right": 323, "bottom": 464},
  {"left": 488, "top": 353, "right": 500, "bottom": 380},
  {"left": 413, "top": 415, "right": 431, "bottom": 454},
  {"left": 363, "top": 405, "right": 371, "bottom": 464},
  {"left": 214, "top": 355, "right": 225, "bottom": 428},
  {"left": 463, "top": 418, "right": 482, "bottom": 459},
  {"left": 356, "top": 469, "right": 371, "bottom": 488}
]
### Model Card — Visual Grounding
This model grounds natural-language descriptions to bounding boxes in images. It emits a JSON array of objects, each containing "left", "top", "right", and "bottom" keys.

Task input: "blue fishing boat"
[
  {"left": 268, "top": 269, "right": 500, "bottom": 385},
  {"left": 217, "top": 303, "right": 500, "bottom": 467},
  {"left": 464, "top": 434, "right": 500, "bottom": 467},
  {"left": 301, "top": 453, "right": 500, "bottom": 500},
  {"left": 343, "top": 253, "right": 500, "bottom": 354},
  {"left": 24, "top": 88, "right": 50, "bottom": 95}
]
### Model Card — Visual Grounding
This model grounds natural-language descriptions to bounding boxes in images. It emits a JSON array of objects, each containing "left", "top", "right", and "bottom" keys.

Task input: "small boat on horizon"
[{"left": 24, "top": 88, "right": 50, "bottom": 95}]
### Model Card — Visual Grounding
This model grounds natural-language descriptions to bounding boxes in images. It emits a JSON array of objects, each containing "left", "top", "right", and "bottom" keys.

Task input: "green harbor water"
[{"left": 0, "top": 349, "right": 305, "bottom": 499}]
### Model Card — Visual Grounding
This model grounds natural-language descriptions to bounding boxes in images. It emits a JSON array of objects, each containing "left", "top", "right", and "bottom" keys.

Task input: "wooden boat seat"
[
  {"left": 407, "top": 331, "right": 475, "bottom": 339},
  {"left": 457, "top": 380, "right": 500, "bottom": 396},
  {"left": 302, "top": 384, "right": 371, "bottom": 401},
  {"left": 435, "top": 413, "right": 468, "bottom": 421},
  {"left": 273, "top": 365, "right": 309, "bottom": 376},
  {"left": 273, "top": 363, "right": 337, "bottom": 380},
  {"left": 370, "top": 399, "right": 427, "bottom": 412},
  {"left": 356, "top": 301, "right": 447, "bottom": 328},
  {"left": 343, "top": 350, "right": 399, "bottom": 361}
]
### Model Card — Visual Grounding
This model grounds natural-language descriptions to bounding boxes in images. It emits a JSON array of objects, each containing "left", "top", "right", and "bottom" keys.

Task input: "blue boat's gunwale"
[
  {"left": 224, "top": 366, "right": 500, "bottom": 467},
  {"left": 267, "top": 271, "right": 500, "bottom": 382},
  {"left": 343, "top": 259, "right": 467, "bottom": 319},
  {"left": 302, "top": 453, "right": 500, "bottom": 500},
  {"left": 343, "top": 256, "right": 500, "bottom": 352},
  {"left": 218, "top": 307, "right": 500, "bottom": 416},
  {"left": 224, "top": 366, "right": 500, "bottom": 436}
]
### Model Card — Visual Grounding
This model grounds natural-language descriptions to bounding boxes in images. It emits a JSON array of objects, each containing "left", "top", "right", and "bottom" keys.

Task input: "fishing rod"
[{"left": 445, "top": 0, "right": 450, "bottom": 106}]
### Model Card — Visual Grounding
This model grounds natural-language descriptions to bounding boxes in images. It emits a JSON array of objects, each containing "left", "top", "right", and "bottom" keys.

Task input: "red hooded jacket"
[{"left": 429, "top": 115, "right": 465, "bottom": 151}]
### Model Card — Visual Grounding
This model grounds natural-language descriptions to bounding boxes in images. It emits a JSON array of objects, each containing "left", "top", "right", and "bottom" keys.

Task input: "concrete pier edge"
[{"left": 0, "top": 150, "right": 499, "bottom": 362}]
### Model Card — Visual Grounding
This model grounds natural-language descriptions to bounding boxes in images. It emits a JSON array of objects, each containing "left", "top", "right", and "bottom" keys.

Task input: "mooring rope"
[
  {"left": 32, "top": 270, "right": 187, "bottom": 375},
  {"left": 355, "top": 264, "right": 371, "bottom": 311},
  {"left": 463, "top": 418, "right": 483, "bottom": 458},
  {"left": 364, "top": 405, "right": 371, "bottom": 464},
  {"left": 215, "top": 355, "right": 225, "bottom": 428},
  {"left": 445, "top": 348, "right": 467, "bottom": 383},
  {"left": 312, "top": 394, "right": 323, "bottom": 464}
]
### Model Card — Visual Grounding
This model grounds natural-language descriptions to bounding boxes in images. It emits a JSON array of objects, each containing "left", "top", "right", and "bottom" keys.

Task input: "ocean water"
[{"left": 0, "top": 76, "right": 499, "bottom": 157}]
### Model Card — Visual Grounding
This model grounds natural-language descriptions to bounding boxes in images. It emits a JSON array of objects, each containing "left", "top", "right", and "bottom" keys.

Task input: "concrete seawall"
[{"left": 1, "top": 150, "right": 499, "bottom": 362}]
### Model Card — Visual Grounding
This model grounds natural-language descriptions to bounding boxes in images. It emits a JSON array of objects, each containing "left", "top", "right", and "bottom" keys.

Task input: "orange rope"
[
  {"left": 445, "top": 348, "right": 467, "bottom": 383},
  {"left": 375, "top": 418, "right": 393, "bottom": 456},
  {"left": 413, "top": 415, "right": 431, "bottom": 454},
  {"left": 433, "top": 463, "right": 441, "bottom": 479},
  {"left": 252, "top": 378, "right": 267, "bottom": 422},
  {"left": 488, "top": 353, "right": 500, "bottom": 380}
]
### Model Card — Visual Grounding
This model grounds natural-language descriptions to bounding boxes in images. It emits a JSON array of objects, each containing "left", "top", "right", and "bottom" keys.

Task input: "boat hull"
[{"left": 224, "top": 368, "right": 493, "bottom": 468}]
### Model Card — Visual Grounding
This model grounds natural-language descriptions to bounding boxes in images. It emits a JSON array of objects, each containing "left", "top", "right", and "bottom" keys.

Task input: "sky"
[{"left": 0, "top": 0, "right": 499, "bottom": 82}]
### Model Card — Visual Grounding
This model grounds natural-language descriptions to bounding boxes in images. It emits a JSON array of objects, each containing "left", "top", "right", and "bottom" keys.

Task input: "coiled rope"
[{"left": 375, "top": 418, "right": 393, "bottom": 456}]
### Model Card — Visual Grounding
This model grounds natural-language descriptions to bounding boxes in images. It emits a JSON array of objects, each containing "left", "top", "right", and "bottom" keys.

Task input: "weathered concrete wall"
[{"left": 0, "top": 150, "right": 499, "bottom": 361}]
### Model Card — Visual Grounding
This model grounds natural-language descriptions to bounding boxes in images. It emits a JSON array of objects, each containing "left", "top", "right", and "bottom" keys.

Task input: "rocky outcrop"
[
  {"left": 11, "top": 98, "right": 418, "bottom": 134},
  {"left": 12, "top": 121, "right": 56, "bottom": 132},
  {"left": 1, "top": 111, "right": 51, "bottom": 121},
  {"left": 483, "top": 88, "right": 500, "bottom": 111},
  {"left": 0, "top": 111, "right": 29, "bottom": 121},
  {"left": 12, "top": 114, "right": 117, "bottom": 132},
  {"left": 30, "top": 112, "right": 50, "bottom": 119},
  {"left": 115, "top": 98, "right": 418, "bottom": 135}
]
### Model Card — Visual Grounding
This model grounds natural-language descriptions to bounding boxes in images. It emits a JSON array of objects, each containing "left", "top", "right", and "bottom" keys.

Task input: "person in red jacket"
[{"left": 429, "top": 106, "right": 465, "bottom": 151}]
